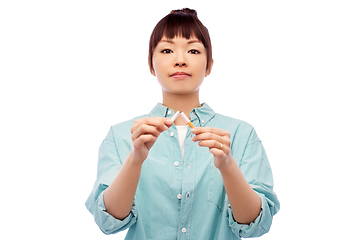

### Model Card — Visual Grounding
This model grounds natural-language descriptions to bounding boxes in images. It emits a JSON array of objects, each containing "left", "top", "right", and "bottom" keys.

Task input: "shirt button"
[
  {"left": 177, "top": 194, "right": 182, "bottom": 199},
  {"left": 201, "top": 119, "right": 205, "bottom": 124},
  {"left": 170, "top": 132, "right": 175, "bottom": 137},
  {"left": 182, "top": 227, "right": 187, "bottom": 233},
  {"left": 174, "top": 161, "right": 179, "bottom": 167},
  {"left": 167, "top": 110, "right": 172, "bottom": 115}
]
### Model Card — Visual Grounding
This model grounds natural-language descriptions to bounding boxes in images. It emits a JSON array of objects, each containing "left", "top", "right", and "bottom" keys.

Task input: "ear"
[{"left": 205, "top": 59, "right": 214, "bottom": 77}]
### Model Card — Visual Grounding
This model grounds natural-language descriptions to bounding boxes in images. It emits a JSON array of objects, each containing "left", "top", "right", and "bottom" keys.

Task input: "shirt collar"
[
  {"left": 149, "top": 103, "right": 169, "bottom": 118},
  {"left": 149, "top": 102, "right": 216, "bottom": 127}
]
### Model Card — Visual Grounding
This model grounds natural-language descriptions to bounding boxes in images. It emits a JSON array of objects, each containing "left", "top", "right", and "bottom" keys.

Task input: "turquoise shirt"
[{"left": 85, "top": 103, "right": 280, "bottom": 239}]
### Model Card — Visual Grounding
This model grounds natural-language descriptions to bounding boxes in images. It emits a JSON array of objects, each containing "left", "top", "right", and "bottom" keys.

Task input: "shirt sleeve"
[
  {"left": 85, "top": 126, "right": 137, "bottom": 234},
  {"left": 228, "top": 126, "right": 280, "bottom": 238}
]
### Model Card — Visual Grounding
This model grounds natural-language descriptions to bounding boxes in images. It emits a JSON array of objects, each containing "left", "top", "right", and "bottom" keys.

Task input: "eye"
[
  {"left": 161, "top": 49, "right": 173, "bottom": 54},
  {"left": 188, "top": 49, "right": 200, "bottom": 54}
]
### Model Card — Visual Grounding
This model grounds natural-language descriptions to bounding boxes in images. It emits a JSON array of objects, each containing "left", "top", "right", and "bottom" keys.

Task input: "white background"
[{"left": 1, "top": 1, "right": 359, "bottom": 239}]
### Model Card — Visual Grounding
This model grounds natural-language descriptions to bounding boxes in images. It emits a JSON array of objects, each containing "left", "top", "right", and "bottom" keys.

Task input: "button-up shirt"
[{"left": 85, "top": 103, "right": 280, "bottom": 239}]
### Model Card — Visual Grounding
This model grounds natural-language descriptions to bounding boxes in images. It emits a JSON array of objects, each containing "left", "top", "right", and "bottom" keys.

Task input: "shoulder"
[
  {"left": 212, "top": 113, "right": 260, "bottom": 144},
  {"left": 213, "top": 113, "right": 254, "bottom": 133}
]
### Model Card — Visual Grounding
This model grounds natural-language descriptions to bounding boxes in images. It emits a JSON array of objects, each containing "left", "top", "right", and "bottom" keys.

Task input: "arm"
[
  {"left": 218, "top": 157, "right": 261, "bottom": 224},
  {"left": 191, "top": 127, "right": 261, "bottom": 224},
  {"left": 103, "top": 152, "right": 142, "bottom": 220},
  {"left": 103, "top": 117, "right": 173, "bottom": 220}
]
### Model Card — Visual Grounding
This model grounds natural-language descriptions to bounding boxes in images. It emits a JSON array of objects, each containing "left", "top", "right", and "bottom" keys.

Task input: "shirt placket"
[
  {"left": 177, "top": 115, "right": 199, "bottom": 239},
  {"left": 167, "top": 124, "right": 185, "bottom": 239}
]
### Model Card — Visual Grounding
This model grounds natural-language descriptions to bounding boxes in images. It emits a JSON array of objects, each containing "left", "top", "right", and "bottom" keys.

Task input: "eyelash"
[
  {"left": 189, "top": 49, "right": 200, "bottom": 54},
  {"left": 161, "top": 49, "right": 173, "bottom": 54},
  {"left": 160, "top": 49, "right": 201, "bottom": 54}
]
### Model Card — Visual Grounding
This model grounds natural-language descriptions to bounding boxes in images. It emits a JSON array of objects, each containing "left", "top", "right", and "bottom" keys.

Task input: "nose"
[
  {"left": 174, "top": 53, "right": 187, "bottom": 67},
  {"left": 175, "top": 62, "right": 187, "bottom": 67}
]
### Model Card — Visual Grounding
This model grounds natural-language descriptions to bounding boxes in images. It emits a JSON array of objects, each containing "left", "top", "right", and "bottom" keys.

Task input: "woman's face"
[{"left": 151, "top": 36, "right": 211, "bottom": 95}]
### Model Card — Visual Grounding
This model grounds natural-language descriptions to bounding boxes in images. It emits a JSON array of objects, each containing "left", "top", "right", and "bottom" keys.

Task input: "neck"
[{"left": 162, "top": 90, "right": 201, "bottom": 125}]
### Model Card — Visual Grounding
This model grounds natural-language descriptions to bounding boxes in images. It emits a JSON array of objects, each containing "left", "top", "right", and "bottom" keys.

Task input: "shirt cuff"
[
  {"left": 227, "top": 193, "right": 272, "bottom": 238},
  {"left": 94, "top": 191, "right": 137, "bottom": 235}
]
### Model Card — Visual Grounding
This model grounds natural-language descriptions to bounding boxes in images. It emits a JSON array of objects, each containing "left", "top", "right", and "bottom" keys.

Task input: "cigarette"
[
  {"left": 180, "top": 112, "right": 195, "bottom": 128},
  {"left": 171, "top": 111, "right": 180, "bottom": 122}
]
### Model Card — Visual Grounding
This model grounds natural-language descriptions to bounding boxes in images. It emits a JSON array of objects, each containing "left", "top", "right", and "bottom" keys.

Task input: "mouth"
[{"left": 170, "top": 72, "right": 191, "bottom": 79}]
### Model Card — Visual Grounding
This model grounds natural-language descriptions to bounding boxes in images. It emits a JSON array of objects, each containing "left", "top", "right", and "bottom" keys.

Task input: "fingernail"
[
  {"left": 191, "top": 128, "right": 197, "bottom": 134},
  {"left": 166, "top": 119, "right": 172, "bottom": 124}
]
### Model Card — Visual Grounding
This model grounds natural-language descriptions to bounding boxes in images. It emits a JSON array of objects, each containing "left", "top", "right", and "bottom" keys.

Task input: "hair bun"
[{"left": 170, "top": 8, "right": 197, "bottom": 17}]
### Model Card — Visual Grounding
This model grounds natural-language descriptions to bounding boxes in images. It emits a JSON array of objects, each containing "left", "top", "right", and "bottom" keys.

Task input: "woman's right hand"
[
  {"left": 104, "top": 117, "right": 172, "bottom": 220},
  {"left": 130, "top": 117, "right": 173, "bottom": 165}
]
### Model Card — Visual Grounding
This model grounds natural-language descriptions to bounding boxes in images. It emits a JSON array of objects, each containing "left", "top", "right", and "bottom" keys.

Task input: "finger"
[
  {"left": 197, "top": 139, "right": 219, "bottom": 148},
  {"left": 132, "top": 124, "right": 161, "bottom": 142},
  {"left": 192, "top": 132, "right": 222, "bottom": 142},
  {"left": 133, "top": 134, "right": 157, "bottom": 149},
  {"left": 209, "top": 147, "right": 226, "bottom": 158},
  {"left": 191, "top": 127, "right": 230, "bottom": 137},
  {"left": 192, "top": 132, "right": 231, "bottom": 147},
  {"left": 143, "top": 117, "right": 173, "bottom": 131},
  {"left": 132, "top": 117, "right": 172, "bottom": 134},
  {"left": 198, "top": 140, "right": 230, "bottom": 154}
]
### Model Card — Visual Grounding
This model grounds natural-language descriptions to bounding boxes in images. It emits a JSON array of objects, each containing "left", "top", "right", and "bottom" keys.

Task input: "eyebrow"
[
  {"left": 159, "top": 39, "right": 202, "bottom": 44},
  {"left": 159, "top": 39, "right": 174, "bottom": 44},
  {"left": 187, "top": 40, "right": 202, "bottom": 44}
]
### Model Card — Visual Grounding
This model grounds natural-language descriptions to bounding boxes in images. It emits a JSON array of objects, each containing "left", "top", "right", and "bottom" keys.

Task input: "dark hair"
[{"left": 148, "top": 8, "right": 212, "bottom": 72}]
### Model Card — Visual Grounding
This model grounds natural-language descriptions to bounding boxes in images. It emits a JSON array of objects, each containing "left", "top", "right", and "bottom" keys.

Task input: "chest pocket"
[{"left": 208, "top": 162, "right": 226, "bottom": 211}]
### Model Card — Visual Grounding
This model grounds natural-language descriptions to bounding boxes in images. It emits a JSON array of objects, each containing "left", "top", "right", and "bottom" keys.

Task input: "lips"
[{"left": 170, "top": 72, "right": 190, "bottom": 79}]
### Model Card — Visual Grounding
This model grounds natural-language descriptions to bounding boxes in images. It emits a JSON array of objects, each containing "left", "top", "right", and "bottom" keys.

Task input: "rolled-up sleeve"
[
  {"left": 228, "top": 126, "right": 280, "bottom": 238},
  {"left": 85, "top": 127, "right": 137, "bottom": 234}
]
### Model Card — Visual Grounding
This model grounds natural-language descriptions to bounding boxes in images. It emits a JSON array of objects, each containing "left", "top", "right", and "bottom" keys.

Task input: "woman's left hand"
[{"left": 191, "top": 127, "right": 233, "bottom": 170}]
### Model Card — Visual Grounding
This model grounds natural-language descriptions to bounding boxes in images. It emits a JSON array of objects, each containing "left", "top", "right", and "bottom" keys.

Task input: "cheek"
[
  {"left": 152, "top": 56, "right": 168, "bottom": 75},
  {"left": 196, "top": 55, "right": 207, "bottom": 68},
  {"left": 152, "top": 61, "right": 162, "bottom": 76},
  {"left": 194, "top": 59, "right": 208, "bottom": 76}
]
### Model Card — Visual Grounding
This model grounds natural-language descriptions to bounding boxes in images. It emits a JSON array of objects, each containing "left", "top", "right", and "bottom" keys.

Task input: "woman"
[{"left": 86, "top": 8, "right": 279, "bottom": 239}]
